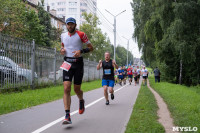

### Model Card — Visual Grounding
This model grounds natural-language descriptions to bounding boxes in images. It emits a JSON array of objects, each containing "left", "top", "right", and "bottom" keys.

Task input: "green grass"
[
  {"left": 149, "top": 76, "right": 200, "bottom": 132},
  {"left": 0, "top": 80, "right": 102, "bottom": 115},
  {"left": 125, "top": 83, "right": 165, "bottom": 133}
]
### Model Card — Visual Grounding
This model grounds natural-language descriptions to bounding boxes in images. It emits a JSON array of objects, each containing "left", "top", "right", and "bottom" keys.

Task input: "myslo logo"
[{"left": 173, "top": 127, "right": 198, "bottom": 132}]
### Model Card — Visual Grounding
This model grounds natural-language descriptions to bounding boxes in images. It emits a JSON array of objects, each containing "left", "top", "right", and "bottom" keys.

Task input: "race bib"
[
  {"left": 104, "top": 69, "right": 111, "bottom": 75},
  {"left": 60, "top": 61, "right": 72, "bottom": 71}
]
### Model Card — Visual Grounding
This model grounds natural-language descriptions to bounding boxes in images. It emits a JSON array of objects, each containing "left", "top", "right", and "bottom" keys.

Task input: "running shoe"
[
  {"left": 106, "top": 100, "right": 109, "bottom": 105},
  {"left": 111, "top": 93, "right": 114, "bottom": 100},
  {"left": 79, "top": 99, "right": 85, "bottom": 114},
  {"left": 62, "top": 113, "right": 72, "bottom": 124}
]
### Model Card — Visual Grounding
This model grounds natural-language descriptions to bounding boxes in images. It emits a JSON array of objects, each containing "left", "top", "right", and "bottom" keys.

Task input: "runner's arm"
[
  {"left": 60, "top": 43, "right": 66, "bottom": 55},
  {"left": 73, "top": 43, "right": 94, "bottom": 57},
  {"left": 112, "top": 60, "right": 118, "bottom": 69},
  {"left": 97, "top": 60, "right": 102, "bottom": 70},
  {"left": 86, "top": 43, "right": 93, "bottom": 52}
]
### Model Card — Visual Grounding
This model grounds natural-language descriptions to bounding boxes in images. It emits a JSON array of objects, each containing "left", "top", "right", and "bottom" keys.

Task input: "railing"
[{"left": 0, "top": 33, "right": 103, "bottom": 90}]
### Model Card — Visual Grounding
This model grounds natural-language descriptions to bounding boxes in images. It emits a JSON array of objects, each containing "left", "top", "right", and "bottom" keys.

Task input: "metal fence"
[{"left": 0, "top": 33, "right": 103, "bottom": 90}]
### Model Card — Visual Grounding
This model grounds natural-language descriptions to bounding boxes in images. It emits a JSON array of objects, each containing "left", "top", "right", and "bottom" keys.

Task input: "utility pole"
[
  {"left": 105, "top": 9, "right": 126, "bottom": 62},
  {"left": 123, "top": 36, "right": 132, "bottom": 66}
]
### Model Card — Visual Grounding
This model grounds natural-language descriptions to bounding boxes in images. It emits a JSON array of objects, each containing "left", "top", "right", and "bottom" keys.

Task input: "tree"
[
  {"left": 79, "top": 12, "right": 113, "bottom": 61},
  {"left": 24, "top": 9, "right": 46, "bottom": 45},
  {"left": 115, "top": 46, "right": 127, "bottom": 66},
  {"left": 131, "top": 0, "right": 200, "bottom": 85},
  {"left": 0, "top": 0, "right": 28, "bottom": 37},
  {"left": 79, "top": 12, "right": 134, "bottom": 66},
  {"left": 0, "top": 0, "right": 46, "bottom": 45},
  {"left": 37, "top": 0, "right": 52, "bottom": 46}
]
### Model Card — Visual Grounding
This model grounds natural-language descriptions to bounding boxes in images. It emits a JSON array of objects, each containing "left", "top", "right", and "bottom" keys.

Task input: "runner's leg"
[
  {"left": 73, "top": 62, "right": 84, "bottom": 100},
  {"left": 109, "top": 87, "right": 114, "bottom": 94},
  {"left": 63, "top": 81, "right": 72, "bottom": 110},
  {"left": 74, "top": 84, "right": 83, "bottom": 100},
  {"left": 103, "top": 85, "right": 108, "bottom": 101}
]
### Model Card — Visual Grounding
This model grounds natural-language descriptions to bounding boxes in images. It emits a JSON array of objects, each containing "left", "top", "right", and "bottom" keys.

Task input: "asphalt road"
[{"left": 0, "top": 80, "right": 141, "bottom": 133}]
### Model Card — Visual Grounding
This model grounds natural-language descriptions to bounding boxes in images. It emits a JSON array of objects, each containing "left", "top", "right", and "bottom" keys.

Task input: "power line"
[
  {"left": 80, "top": 0, "right": 126, "bottom": 47},
  {"left": 80, "top": 0, "right": 114, "bottom": 33},
  {"left": 87, "top": 0, "right": 113, "bottom": 26}
]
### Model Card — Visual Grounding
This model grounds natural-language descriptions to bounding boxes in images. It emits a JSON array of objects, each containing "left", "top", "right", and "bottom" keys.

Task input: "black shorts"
[
  {"left": 63, "top": 57, "right": 84, "bottom": 85},
  {"left": 123, "top": 74, "right": 127, "bottom": 78},
  {"left": 128, "top": 75, "right": 133, "bottom": 79},
  {"left": 137, "top": 74, "right": 140, "bottom": 79},
  {"left": 143, "top": 76, "right": 147, "bottom": 79},
  {"left": 134, "top": 77, "right": 137, "bottom": 81}
]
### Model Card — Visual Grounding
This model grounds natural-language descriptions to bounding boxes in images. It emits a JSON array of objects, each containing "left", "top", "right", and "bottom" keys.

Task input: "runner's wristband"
[{"left": 81, "top": 48, "right": 90, "bottom": 53}]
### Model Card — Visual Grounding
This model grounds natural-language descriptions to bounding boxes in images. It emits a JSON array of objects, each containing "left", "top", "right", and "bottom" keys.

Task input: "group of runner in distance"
[{"left": 60, "top": 17, "right": 149, "bottom": 125}]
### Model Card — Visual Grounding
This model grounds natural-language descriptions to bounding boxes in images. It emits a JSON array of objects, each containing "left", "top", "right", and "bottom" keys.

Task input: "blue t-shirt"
[{"left": 118, "top": 69, "right": 124, "bottom": 78}]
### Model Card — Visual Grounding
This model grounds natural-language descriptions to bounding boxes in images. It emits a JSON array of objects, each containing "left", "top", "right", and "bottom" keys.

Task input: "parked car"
[
  {"left": 48, "top": 69, "right": 63, "bottom": 80},
  {"left": 0, "top": 56, "right": 37, "bottom": 83},
  {"left": 0, "top": 66, "right": 17, "bottom": 84}
]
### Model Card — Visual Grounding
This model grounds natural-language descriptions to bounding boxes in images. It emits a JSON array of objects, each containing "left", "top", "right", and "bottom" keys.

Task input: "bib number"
[
  {"left": 60, "top": 61, "right": 72, "bottom": 71},
  {"left": 104, "top": 69, "right": 111, "bottom": 75}
]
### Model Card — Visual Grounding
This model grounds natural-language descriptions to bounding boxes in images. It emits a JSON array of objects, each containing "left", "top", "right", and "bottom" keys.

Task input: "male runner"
[
  {"left": 97, "top": 52, "right": 118, "bottom": 105},
  {"left": 133, "top": 68, "right": 138, "bottom": 86},
  {"left": 127, "top": 65, "right": 133, "bottom": 85},
  {"left": 118, "top": 67, "right": 123, "bottom": 86},
  {"left": 136, "top": 66, "right": 141, "bottom": 84},
  {"left": 122, "top": 66, "right": 127, "bottom": 85},
  {"left": 114, "top": 69, "right": 118, "bottom": 85},
  {"left": 141, "top": 66, "right": 149, "bottom": 86},
  {"left": 60, "top": 17, "right": 93, "bottom": 124}
]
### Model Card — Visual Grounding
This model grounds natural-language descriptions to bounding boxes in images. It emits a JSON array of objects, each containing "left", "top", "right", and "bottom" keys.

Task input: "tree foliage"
[
  {"left": 0, "top": 0, "right": 61, "bottom": 47},
  {"left": 131, "top": 0, "right": 200, "bottom": 85},
  {"left": 37, "top": 0, "right": 53, "bottom": 46},
  {"left": 79, "top": 13, "right": 134, "bottom": 66},
  {"left": 80, "top": 13, "right": 113, "bottom": 62}
]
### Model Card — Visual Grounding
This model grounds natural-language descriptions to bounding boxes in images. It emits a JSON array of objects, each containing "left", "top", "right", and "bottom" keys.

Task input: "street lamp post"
[
  {"left": 105, "top": 9, "right": 126, "bottom": 62},
  {"left": 131, "top": 47, "right": 136, "bottom": 65},
  {"left": 123, "top": 36, "right": 132, "bottom": 66}
]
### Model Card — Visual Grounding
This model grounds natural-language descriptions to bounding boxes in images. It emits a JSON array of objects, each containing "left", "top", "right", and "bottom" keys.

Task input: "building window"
[
  {"left": 57, "top": 2, "right": 66, "bottom": 5},
  {"left": 69, "top": 8, "right": 77, "bottom": 13},
  {"left": 81, "top": 9, "right": 87, "bottom": 13},
  {"left": 80, "top": 3, "right": 87, "bottom": 7},
  {"left": 69, "top": 2, "right": 77, "bottom": 6},
  {"left": 51, "top": 3, "right": 55, "bottom": 6},
  {"left": 57, "top": 8, "right": 66, "bottom": 11}
]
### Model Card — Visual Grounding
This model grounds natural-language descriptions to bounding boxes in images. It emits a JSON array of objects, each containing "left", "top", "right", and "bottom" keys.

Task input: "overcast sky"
[{"left": 97, "top": 0, "right": 141, "bottom": 58}]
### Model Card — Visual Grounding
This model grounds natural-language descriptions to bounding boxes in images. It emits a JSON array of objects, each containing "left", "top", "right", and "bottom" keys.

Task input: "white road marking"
[{"left": 32, "top": 84, "right": 129, "bottom": 133}]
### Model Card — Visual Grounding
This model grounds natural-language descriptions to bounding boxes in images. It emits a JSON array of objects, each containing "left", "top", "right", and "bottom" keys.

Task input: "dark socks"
[{"left": 65, "top": 110, "right": 70, "bottom": 114}]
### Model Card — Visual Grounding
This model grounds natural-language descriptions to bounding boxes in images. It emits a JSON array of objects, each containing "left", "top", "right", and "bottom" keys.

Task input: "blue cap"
[{"left": 66, "top": 17, "right": 76, "bottom": 24}]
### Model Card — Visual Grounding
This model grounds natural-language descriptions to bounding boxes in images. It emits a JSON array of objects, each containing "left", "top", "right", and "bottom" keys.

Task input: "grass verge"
[
  {"left": 125, "top": 83, "right": 165, "bottom": 133},
  {"left": 149, "top": 76, "right": 200, "bottom": 132},
  {"left": 0, "top": 80, "right": 102, "bottom": 115}
]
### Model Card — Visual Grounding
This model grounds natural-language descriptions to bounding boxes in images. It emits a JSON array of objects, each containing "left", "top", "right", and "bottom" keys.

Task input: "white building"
[{"left": 44, "top": 0, "right": 97, "bottom": 28}]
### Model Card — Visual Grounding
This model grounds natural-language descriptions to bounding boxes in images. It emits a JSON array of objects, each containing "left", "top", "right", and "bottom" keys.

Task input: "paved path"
[{"left": 0, "top": 81, "right": 141, "bottom": 133}]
